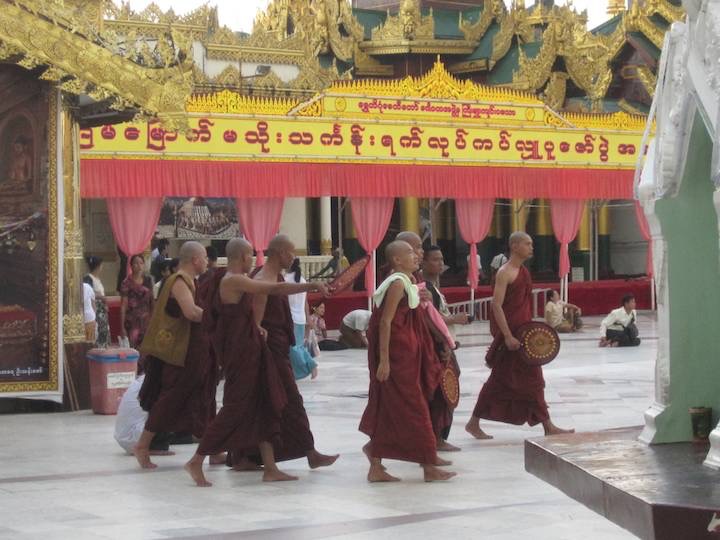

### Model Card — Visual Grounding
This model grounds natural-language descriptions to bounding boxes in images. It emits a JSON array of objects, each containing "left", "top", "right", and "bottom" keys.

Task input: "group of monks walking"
[{"left": 133, "top": 230, "right": 571, "bottom": 487}]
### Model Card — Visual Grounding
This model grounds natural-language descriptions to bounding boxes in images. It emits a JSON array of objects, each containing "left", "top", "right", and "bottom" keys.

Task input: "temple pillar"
[
  {"left": 533, "top": 198, "right": 554, "bottom": 275},
  {"left": 320, "top": 196, "right": 333, "bottom": 255},
  {"left": 510, "top": 199, "right": 529, "bottom": 232},
  {"left": 571, "top": 202, "right": 592, "bottom": 281},
  {"left": 598, "top": 202, "right": 612, "bottom": 278},
  {"left": 280, "top": 198, "right": 308, "bottom": 255},
  {"left": 62, "top": 108, "right": 85, "bottom": 344},
  {"left": 400, "top": 197, "right": 420, "bottom": 233}
]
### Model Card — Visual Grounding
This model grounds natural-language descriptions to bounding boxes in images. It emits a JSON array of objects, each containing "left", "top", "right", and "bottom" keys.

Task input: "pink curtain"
[
  {"left": 236, "top": 198, "right": 285, "bottom": 266},
  {"left": 106, "top": 198, "right": 163, "bottom": 274},
  {"left": 550, "top": 199, "right": 586, "bottom": 278},
  {"left": 456, "top": 199, "right": 494, "bottom": 288},
  {"left": 350, "top": 197, "right": 394, "bottom": 295},
  {"left": 634, "top": 201, "right": 653, "bottom": 277}
]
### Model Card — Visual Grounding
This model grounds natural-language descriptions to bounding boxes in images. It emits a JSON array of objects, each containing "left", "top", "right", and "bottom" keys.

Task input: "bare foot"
[
  {"left": 148, "top": 450, "right": 175, "bottom": 456},
  {"left": 422, "top": 464, "right": 457, "bottom": 482},
  {"left": 434, "top": 456, "right": 453, "bottom": 466},
  {"left": 263, "top": 469, "right": 298, "bottom": 482},
  {"left": 543, "top": 422, "right": 575, "bottom": 436},
  {"left": 311, "top": 367, "right": 318, "bottom": 380},
  {"left": 465, "top": 423, "right": 494, "bottom": 440},
  {"left": 437, "top": 440, "right": 461, "bottom": 452},
  {"left": 231, "top": 457, "right": 263, "bottom": 472},
  {"left": 362, "top": 443, "right": 386, "bottom": 470},
  {"left": 133, "top": 446, "right": 157, "bottom": 469},
  {"left": 209, "top": 453, "right": 227, "bottom": 465},
  {"left": 307, "top": 450, "right": 339, "bottom": 469},
  {"left": 367, "top": 464, "right": 401, "bottom": 482},
  {"left": 184, "top": 462, "right": 212, "bottom": 487}
]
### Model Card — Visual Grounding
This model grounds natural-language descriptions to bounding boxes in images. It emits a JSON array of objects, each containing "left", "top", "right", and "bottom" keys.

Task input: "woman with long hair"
[
  {"left": 120, "top": 254, "right": 154, "bottom": 348},
  {"left": 84, "top": 255, "right": 110, "bottom": 347}
]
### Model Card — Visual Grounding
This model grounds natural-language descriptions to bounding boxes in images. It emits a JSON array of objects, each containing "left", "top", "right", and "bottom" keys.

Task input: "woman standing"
[
  {"left": 285, "top": 258, "right": 318, "bottom": 380},
  {"left": 120, "top": 254, "right": 154, "bottom": 348},
  {"left": 84, "top": 256, "right": 110, "bottom": 347}
]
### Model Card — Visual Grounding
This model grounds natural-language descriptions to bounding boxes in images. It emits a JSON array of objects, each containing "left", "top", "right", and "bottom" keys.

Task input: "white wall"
[{"left": 610, "top": 202, "right": 648, "bottom": 276}]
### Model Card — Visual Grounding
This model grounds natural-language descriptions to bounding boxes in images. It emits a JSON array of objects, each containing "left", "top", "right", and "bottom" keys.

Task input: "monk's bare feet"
[
  {"left": 148, "top": 450, "right": 175, "bottom": 456},
  {"left": 422, "top": 464, "right": 457, "bottom": 482},
  {"left": 311, "top": 367, "right": 318, "bottom": 380},
  {"left": 231, "top": 457, "right": 263, "bottom": 472},
  {"left": 465, "top": 422, "right": 494, "bottom": 440},
  {"left": 133, "top": 445, "right": 157, "bottom": 469},
  {"left": 437, "top": 440, "right": 461, "bottom": 452},
  {"left": 307, "top": 449, "right": 339, "bottom": 469},
  {"left": 543, "top": 421, "right": 575, "bottom": 436},
  {"left": 209, "top": 453, "right": 227, "bottom": 465},
  {"left": 262, "top": 468, "right": 298, "bottom": 482},
  {"left": 362, "top": 443, "right": 386, "bottom": 470},
  {"left": 184, "top": 461, "right": 212, "bottom": 487},
  {"left": 367, "top": 464, "right": 401, "bottom": 483},
  {"left": 434, "top": 456, "right": 453, "bottom": 466}
]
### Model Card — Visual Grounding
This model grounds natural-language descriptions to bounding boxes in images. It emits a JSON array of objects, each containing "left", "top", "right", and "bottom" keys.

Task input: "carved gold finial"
[{"left": 607, "top": 0, "right": 626, "bottom": 16}]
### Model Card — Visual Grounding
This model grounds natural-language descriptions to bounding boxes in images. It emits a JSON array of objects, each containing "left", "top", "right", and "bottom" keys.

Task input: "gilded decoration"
[
  {"left": 327, "top": 58, "right": 541, "bottom": 104},
  {"left": 459, "top": 0, "right": 505, "bottom": 43},
  {"left": 0, "top": 1, "right": 194, "bottom": 130},
  {"left": 186, "top": 90, "right": 297, "bottom": 116}
]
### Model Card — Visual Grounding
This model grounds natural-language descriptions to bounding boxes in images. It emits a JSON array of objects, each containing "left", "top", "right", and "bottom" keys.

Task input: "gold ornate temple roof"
[{"left": 0, "top": 0, "right": 193, "bottom": 128}]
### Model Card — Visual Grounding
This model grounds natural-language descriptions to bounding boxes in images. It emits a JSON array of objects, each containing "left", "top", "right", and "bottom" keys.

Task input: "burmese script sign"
[{"left": 80, "top": 115, "right": 643, "bottom": 169}]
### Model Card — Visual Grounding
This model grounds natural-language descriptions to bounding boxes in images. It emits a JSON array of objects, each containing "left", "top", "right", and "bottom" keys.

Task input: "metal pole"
[
  {"left": 651, "top": 277, "right": 656, "bottom": 311},
  {"left": 337, "top": 196, "right": 343, "bottom": 256},
  {"left": 368, "top": 249, "right": 376, "bottom": 311}
]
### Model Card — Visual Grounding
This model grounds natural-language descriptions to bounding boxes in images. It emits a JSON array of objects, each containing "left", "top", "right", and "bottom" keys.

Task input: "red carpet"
[{"left": 106, "top": 278, "right": 653, "bottom": 337}]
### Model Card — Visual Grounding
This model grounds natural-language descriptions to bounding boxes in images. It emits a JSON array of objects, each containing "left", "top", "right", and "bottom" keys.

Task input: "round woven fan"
[
  {"left": 440, "top": 366, "right": 460, "bottom": 409},
  {"left": 327, "top": 255, "right": 370, "bottom": 296},
  {"left": 517, "top": 321, "right": 560, "bottom": 366}
]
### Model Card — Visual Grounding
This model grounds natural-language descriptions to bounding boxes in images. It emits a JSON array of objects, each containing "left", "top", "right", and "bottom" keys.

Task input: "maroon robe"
[
  {"left": 473, "top": 265, "right": 549, "bottom": 426},
  {"left": 196, "top": 271, "right": 286, "bottom": 456},
  {"left": 231, "top": 269, "right": 314, "bottom": 463},
  {"left": 140, "top": 293, "right": 216, "bottom": 439},
  {"left": 359, "top": 293, "right": 441, "bottom": 464}
]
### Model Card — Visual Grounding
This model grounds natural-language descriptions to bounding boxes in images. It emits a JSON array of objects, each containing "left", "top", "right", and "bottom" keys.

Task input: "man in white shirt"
[
  {"left": 599, "top": 294, "right": 640, "bottom": 347},
  {"left": 544, "top": 290, "right": 582, "bottom": 333},
  {"left": 339, "top": 309, "right": 372, "bottom": 348}
]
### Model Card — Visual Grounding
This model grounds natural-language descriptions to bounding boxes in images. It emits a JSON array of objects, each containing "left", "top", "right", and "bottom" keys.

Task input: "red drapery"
[
  {"left": 550, "top": 199, "right": 586, "bottom": 278},
  {"left": 81, "top": 159, "right": 634, "bottom": 200},
  {"left": 455, "top": 199, "right": 494, "bottom": 288},
  {"left": 634, "top": 200, "right": 654, "bottom": 277},
  {"left": 106, "top": 198, "right": 163, "bottom": 273},
  {"left": 236, "top": 198, "right": 284, "bottom": 266},
  {"left": 350, "top": 198, "right": 394, "bottom": 296}
]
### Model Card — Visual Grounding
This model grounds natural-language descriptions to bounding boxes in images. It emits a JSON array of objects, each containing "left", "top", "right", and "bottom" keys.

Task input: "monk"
[
  {"left": 465, "top": 232, "right": 574, "bottom": 439},
  {"left": 249, "top": 234, "right": 339, "bottom": 470},
  {"left": 395, "top": 231, "right": 459, "bottom": 456},
  {"left": 185, "top": 238, "right": 331, "bottom": 486},
  {"left": 359, "top": 240, "right": 456, "bottom": 482},
  {"left": 135, "top": 241, "right": 216, "bottom": 469}
]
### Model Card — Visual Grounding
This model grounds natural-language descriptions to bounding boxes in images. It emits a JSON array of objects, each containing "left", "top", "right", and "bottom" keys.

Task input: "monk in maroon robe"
[
  {"left": 184, "top": 239, "right": 330, "bottom": 486},
  {"left": 249, "top": 235, "right": 339, "bottom": 471},
  {"left": 395, "top": 231, "right": 459, "bottom": 456},
  {"left": 465, "top": 232, "right": 574, "bottom": 439},
  {"left": 359, "top": 240, "right": 456, "bottom": 482},
  {"left": 135, "top": 241, "right": 217, "bottom": 469}
]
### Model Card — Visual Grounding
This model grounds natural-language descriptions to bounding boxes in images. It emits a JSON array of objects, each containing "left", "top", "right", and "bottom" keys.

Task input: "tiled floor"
[{"left": 0, "top": 314, "right": 657, "bottom": 539}]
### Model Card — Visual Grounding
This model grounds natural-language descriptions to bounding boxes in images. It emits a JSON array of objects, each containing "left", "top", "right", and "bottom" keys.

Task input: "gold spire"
[{"left": 607, "top": 0, "right": 626, "bottom": 17}]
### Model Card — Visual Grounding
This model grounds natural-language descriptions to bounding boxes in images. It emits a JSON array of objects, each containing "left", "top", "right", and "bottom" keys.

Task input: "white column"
[
  {"left": 279, "top": 198, "right": 308, "bottom": 255},
  {"left": 320, "top": 196, "right": 332, "bottom": 255}
]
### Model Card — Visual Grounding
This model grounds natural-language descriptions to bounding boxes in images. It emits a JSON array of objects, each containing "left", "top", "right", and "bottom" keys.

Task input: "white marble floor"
[{"left": 0, "top": 314, "right": 657, "bottom": 540}]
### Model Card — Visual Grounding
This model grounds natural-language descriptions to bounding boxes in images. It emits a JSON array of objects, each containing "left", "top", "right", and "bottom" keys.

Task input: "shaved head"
[
  {"left": 385, "top": 240, "right": 412, "bottom": 262},
  {"left": 179, "top": 241, "right": 205, "bottom": 263},
  {"left": 509, "top": 231, "right": 531, "bottom": 248},
  {"left": 396, "top": 231, "right": 422, "bottom": 248},
  {"left": 226, "top": 237, "right": 253, "bottom": 261},
  {"left": 267, "top": 234, "right": 293, "bottom": 256}
]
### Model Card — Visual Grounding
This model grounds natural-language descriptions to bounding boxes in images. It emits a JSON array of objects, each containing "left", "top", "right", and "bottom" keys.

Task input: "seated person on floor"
[
  {"left": 599, "top": 294, "right": 640, "bottom": 347},
  {"left": 544, "top": 290, "right": 582, "bottom": 333},
  {"left": 307, "top": 302, "right": 348, "bottom": 354},
  {"left": 339, "top": 309, "right": 372, "bottom": 349}
]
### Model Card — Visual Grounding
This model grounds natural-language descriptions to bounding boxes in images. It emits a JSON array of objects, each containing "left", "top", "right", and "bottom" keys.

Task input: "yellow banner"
[{"left": 80, "top": 115, "right": 644, "bottom": 168}]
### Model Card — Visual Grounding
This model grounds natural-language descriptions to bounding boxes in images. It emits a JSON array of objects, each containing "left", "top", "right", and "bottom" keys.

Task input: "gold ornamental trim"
[{"left": 186, "top": 90, "right": 298, "bottom": 116}]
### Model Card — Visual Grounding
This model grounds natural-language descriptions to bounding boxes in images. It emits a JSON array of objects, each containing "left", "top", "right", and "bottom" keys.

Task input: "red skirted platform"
[{"left": 106, "top": 278, "right": 652, "bottom": 336}]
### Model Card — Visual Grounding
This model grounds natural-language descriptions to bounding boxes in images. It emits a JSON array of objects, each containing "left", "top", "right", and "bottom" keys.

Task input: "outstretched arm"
[{"left": 232, "top": 274, "right": 326, "bottom": 296}]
